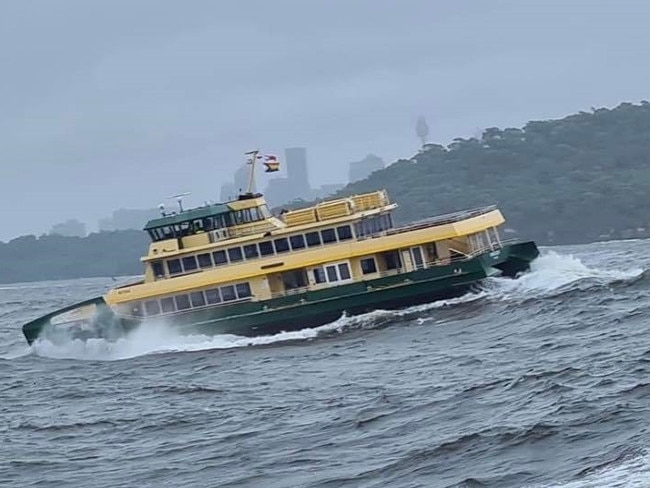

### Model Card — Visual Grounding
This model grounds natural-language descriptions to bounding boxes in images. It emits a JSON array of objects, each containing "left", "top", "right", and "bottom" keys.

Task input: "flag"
[{"left": 263, "top": 154, "right": 280, "bottom": 172}]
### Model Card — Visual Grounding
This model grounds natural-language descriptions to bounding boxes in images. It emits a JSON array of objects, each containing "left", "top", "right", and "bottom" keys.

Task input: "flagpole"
[{"left": 245, "top": 149, "right": 258, "bottom": 195}]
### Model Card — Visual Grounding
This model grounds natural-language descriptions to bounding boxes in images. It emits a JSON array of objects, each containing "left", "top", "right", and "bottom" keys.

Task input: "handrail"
[{"left": 386, "top": 205, "right": 497, "bottom": 236}]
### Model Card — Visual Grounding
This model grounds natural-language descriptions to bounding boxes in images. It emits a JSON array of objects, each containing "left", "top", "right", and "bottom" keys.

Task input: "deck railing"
[{"left": 386, "top": 205, "right": 497, "bottom": 236}]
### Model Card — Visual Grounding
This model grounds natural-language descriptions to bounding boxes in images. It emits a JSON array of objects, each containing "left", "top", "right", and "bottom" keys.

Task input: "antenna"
[
  {"left": 167, "top": 192, "right": 190, "bottom": 213},
  {"left": 416, "top": 116, "right": 429, "bottom": 149}
]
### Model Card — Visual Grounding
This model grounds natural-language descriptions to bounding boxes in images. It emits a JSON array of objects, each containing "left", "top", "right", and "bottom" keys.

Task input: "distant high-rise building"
[
  {"left": 348, "top": 154, "right": 385, "bottom": 183},
  {"left": 234, "top": 163, "right": 254, "bottom": 194},
  {"left": 50, "top": 219, "right": 87, "bottom": 237},
  {"left": 220, "top": 182, "right": 236, "bottom": 202},
  {"left": 264, "top": 178, "right": 298, "bottom": 208},
  {"left": 285, "top": 147, "right": 309, "bottom": 190}
]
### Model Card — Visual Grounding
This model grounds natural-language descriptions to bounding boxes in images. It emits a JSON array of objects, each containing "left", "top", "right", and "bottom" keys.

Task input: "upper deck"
[{"left": 141, "top": 190, "right": 395, "bottom": 262}]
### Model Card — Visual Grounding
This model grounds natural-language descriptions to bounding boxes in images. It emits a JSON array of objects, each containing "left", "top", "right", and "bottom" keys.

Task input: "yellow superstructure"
[{"left": 104, "top": 190, "right": 505, "bottom": 319}]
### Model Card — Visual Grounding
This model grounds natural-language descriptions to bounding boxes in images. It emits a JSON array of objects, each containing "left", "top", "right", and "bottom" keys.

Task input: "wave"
[
  {"left": 26, "top": 250, "right": 644, "bottom": 361},
  {"left": 30, "top": 318, "right": 348, "bottom": 361},
  {"left": 528, "top": 448, "right": 650, "bottom": 488},
  {"left": 483, "top": 251, "right": 644, "bottom": 300},
  {"left": 27, "top": 290, "right": 489, "bottom": 361}
]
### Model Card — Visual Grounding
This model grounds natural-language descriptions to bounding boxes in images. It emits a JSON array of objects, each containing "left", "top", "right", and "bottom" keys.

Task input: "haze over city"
[{"left": 1, "top": 0, "right": 649, "bottom": 241}]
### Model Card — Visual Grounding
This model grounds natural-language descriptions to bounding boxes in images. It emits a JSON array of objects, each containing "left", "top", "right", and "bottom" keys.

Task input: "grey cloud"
[{"left": 1, "top": 1, "right": 649, "bottom": 240}]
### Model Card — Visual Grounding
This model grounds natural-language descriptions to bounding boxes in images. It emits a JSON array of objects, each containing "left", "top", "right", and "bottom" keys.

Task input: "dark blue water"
[{"left": 2, "top": 241, "right": 650, "bottom": 487}]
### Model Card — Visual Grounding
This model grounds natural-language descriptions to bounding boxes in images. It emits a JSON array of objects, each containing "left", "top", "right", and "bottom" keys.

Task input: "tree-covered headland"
[{"left": 2, "top": 101, "right": 650, "bottom": 283}]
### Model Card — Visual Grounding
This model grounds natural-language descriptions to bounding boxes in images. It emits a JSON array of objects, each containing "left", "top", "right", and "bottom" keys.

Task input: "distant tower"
[
  {"left": 416, "top": 116, "right": 429, "bottom": 148},
  {"left": 285, "top": 147, "right": 310, "bottom": 196}
]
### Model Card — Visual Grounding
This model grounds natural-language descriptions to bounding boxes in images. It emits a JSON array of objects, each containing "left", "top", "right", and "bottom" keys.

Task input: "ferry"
[{"left": 22, "top": 152, "right": 539, "bottom": 345}]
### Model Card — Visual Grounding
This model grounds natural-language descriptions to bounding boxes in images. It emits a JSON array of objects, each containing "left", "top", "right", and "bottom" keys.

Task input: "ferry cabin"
[{"left": 104, "top": 191, "right": 505, "bottom": 319}]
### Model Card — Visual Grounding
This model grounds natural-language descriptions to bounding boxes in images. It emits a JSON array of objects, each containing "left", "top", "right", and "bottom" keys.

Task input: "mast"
[{"left": 244, "top": 149, "right": 259, "bottom": 195}]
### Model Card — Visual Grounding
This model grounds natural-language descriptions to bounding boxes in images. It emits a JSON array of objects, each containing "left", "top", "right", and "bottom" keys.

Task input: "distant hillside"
[
  {"left": 0, "top": 231, "right": 148, "bottom": 284},
  {"left": 336, "top": 101, "right": 650, "bottom": 244},
  {"left": 2, "top": 101, "right": 650, "bottom": 284}
]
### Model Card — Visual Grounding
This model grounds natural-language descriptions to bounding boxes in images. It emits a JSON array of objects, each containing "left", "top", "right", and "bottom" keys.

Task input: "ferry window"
[
  {"left": 228, "top": 247, "right": 243, "bottom": 262},
  {"left": 175, "top": 294, "right": 191, "bottom": 311},
  {"left": 131, "top": 302, "right": 144, "bottom": 317},
  {"left": 213, "top": 250, "right": 228, "bottom": 265},
  {"left": 290, "top": 235, "right": 306, "bottom": 250},
  {"left": 313, "top": 268, "right": 327, "bottom": 284},
  {"left": 250, "top": 207, "right": 262, "bottom": 221},
  {"left": 338, "top": 263, "right": 351, "bottom": 280},
  {"left": 197, "top": 253, "right": 213, "bottom": 269},
  {"left": 321, "top": 228, "right": 336, "bottom": 244},
  {"left": 179, "top": 222, "right": 192, "bottom": 237},
  {"left": 259, "top": 241, "right": 274, "bottom": 256},
  {"left": 167, "top": 259, "right": 182, "bottom": 275},
  {"left": 205, "top": 288, "right": 221, "bottom": 304},
  {"left": 274, "top": 238, "right": 290, "bottom": 253},
  {"left": 232, "top": 210, "right": 246, "bottom": 225},
  {"left": 202, "top": 218, "right": 214, "bottom": 231},
  {"left": 152, "top": 261, "right": 165, "bottom": 278},
  {"left": 244, "top": 244, "right": 259, "bottom": 259},
  {"left": 161, "top": 297, "right": 176, "bottom": 313},
  {"left": 260, "top": 205, "right": 272, "bottom": 219},
  {"left": 190, "top": 291, "right": 206, "bottom": 308},
  {"left": 361, "top": 258, "right": 377, "bottom": 274},
  {"left": 326, "top": 265, "right": 338, "bottom": 282},
  {"left": 193, "top": 220, "right": 204, "bottom": 233},
  {"left": 337, "top": 226, "right": 353, "bottom": 241},
  {"left": 162, "top": 226, "right": 174, "bottom": 239},
  {"left": 222, "top": 213, "right": 234, "bottom": 227},
  {"left": 306, "top": 232, "right": 321, "bottom": 247},
  {"left": 145, "top": 300, "right": 160, "bottom": 316},
  {"left": 182, "top": 256, "right": 198, "bottom": 272},
  {"left": 236, "top": 283, "right": 252, "bottom": 298},
  {"left": 221, "top": 285, "right": 236, "bottom": 301}
]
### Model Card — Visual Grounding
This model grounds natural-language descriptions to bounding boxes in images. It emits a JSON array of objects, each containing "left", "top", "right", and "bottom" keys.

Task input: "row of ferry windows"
[
  {"left": 132, "top": 282, "right": 253, "bottom": 317},
  {"left": 311, "top": 257, "right": 378, "bottom": 285},
  {"left": 148, "top": 206, "right": 272, "bottom": 241},
  {"left": 152, "top": 225, "right": 355, "bottom": 278},
  {"left": 313, "top": 262, "right": 352, "bottom": 284}
]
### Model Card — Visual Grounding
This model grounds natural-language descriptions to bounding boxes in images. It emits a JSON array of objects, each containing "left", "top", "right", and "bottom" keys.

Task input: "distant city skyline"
[{"left": 2, "top": 2, "right": 650, "bottom": 241}]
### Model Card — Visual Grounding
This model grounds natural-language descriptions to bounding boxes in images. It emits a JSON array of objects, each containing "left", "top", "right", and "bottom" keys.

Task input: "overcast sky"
[{"left": 1, "top": 0, "right": 649, "bottom": 241}]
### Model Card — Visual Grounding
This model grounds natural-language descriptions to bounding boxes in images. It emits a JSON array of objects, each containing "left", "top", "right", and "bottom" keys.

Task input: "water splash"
[
  {"left": 30, "top": 318, "right": 350, "bottom": 361},
  {"left": 485, "top": 251, "right": 644, "bottom": 299},
  {"left": 26, "top": 250, "right": 646, "bottom": 361}
]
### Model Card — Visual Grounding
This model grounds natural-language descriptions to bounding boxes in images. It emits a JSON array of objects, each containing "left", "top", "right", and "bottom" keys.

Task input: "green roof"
[{"left": 143, "top": 203, "right": 230, "bottom": 230}]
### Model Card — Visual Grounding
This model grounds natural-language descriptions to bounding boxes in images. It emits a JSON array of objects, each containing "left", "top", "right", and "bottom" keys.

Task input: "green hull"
[{"left": 22, "top": 241, "right": 539, "bottom": 345}]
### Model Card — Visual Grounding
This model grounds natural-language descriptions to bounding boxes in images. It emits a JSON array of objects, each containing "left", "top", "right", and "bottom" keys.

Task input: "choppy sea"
[{"left": 2, "top": 240, "right": 650, "bottom": 487}]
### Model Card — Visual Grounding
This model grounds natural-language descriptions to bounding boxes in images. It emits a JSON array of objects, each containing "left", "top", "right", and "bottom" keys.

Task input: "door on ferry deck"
[
  {"left": 410, "top": 246, "right": 426, "bottom": 270},
  {"left": 281, "top": 269, "right": 308, "bottom": 293}
]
